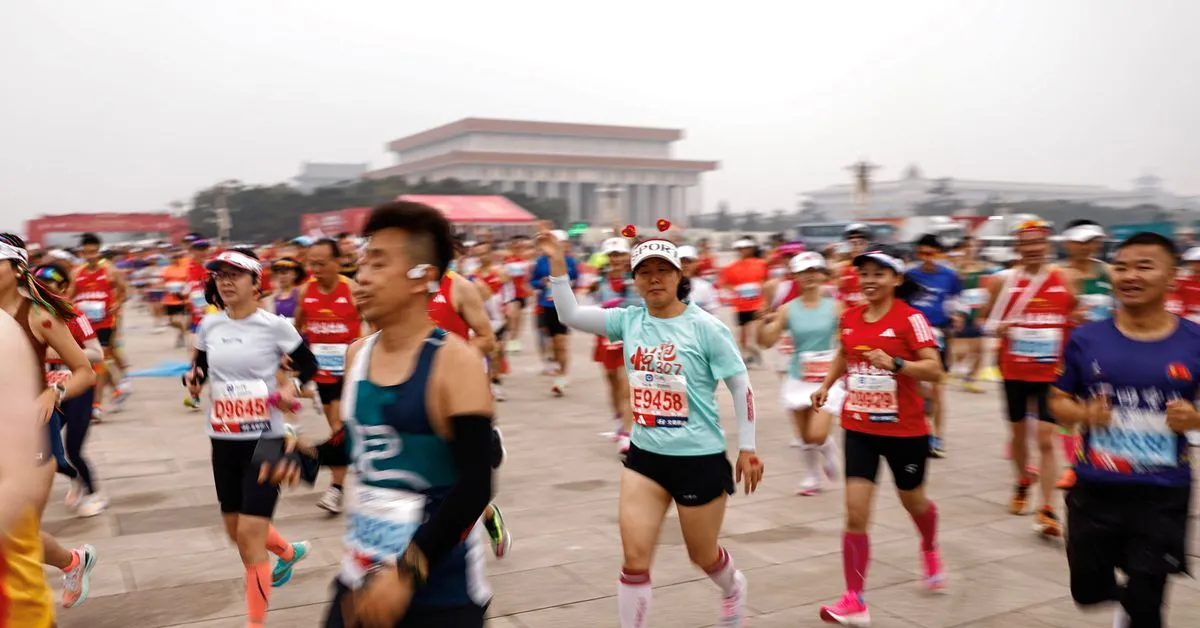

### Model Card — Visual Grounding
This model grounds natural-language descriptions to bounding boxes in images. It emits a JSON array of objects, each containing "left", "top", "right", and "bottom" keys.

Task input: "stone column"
[{"left": 568, "top": 181, "right": 582, "bottom": 223}]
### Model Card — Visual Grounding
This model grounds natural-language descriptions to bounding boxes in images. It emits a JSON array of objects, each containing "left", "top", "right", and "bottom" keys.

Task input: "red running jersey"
[
  {"left": 300, "top": 278, "right": 360, "bottom": 384},
  {"left": 428, "top": 273, "right": 471, "bottom": 340},
  {"left": 839, "top": 300, "right": 939, "bottom": 437},
  {"left": 73, "top": 265, "right": 116, "bottom": 330},
  {"left": 996, "top": 269, "right": 1076, "bottom": 383}
]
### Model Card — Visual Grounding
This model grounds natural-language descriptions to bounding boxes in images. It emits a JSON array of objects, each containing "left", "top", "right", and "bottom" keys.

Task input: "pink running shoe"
[
  {"left": 922, "top": 548, "right": 946, "bottom": 590},
  {"left": 61, "top": 544, "right": 97, "bottom": 608},
  {"left": 718, "top": 571, "right": 747, "bottom": 627},
  {"left": 820, "top": 591, "right": 870, "bottom": 626}
]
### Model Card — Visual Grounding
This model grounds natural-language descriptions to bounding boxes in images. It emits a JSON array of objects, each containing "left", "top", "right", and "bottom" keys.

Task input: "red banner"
[
  {"left": 25, "top": 213, "right": 190, "bottom": 247},
  {"left": 299, "top": 207, "right": 372, "bottom": 238}
]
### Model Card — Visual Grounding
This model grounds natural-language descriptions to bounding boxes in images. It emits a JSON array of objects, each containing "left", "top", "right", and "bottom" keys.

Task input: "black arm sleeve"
[
  {"left": 407, "top": 414, "right": 494, "bottom": 568},
  {"left": 287, "top": 342, "right": 319, "bottom": 385}
]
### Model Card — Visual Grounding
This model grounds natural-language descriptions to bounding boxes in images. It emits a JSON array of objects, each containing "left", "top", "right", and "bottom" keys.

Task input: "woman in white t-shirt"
[{"left": 678, "top": 245, "right": 720, "bottom": 314}]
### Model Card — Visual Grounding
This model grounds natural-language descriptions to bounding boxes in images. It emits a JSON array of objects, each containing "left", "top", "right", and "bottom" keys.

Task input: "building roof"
[
  {"left": 366, "top": 150, "right": 718, "bottom": 180},
  {"left": 295, "top": 162, "right": 369, "bottom": 181},
  {"left": 387, "top": 118, "right": 684, "bottom": 153}
]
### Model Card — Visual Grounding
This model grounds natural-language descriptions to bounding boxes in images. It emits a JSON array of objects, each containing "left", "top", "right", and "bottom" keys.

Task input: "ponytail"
[{"left": 0, "top": 233, "right": 78, "bottom": 321}]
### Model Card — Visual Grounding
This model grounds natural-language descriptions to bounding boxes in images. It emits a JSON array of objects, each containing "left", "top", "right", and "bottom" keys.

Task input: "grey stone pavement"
[{"left": 43, "top": 311, "right": 1200, "bottom": 628}]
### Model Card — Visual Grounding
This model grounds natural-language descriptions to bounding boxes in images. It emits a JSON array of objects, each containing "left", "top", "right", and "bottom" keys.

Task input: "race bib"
[
  {"left": 504, "top": 262, "right": 526, "bottom": 277},
  {"left": 77, "top": 300, "right": 106, "bottom": 323},
  {"left": 190, "top": 290, "right": 207, "bottom": 310},
  {"left": 778, "top": 333, "right": 795, "bottom": 356},
  {"left": 314, "top": 343, "right": 348, "bottom": 376},
  {"left": 1008, "top": 327, "right": 1061, "bottom": 363},
  {"left": 800, "top": 350, "right": 835, "bottom": 383},
  {"left": 165, "top": 281, "right": 186, "bottom": 294},
  {"left": 1079, "top": 293, "right": 1114, "bottom": 322},
  {"left": 210, "top": 380, "right": 271, "bottom": 434},
  {"left": 1090, "top": 407, "right": 1176, "bottom": 470},
  {"left": 734, "top": 283, "right": 761, "bottom": 299},
  {"left": 960, "top": 288, "right": 987, "bottom": 310},
  {"left": 845, "top": 373, "right": 899, "bottom": 421},
  {"left": 342, "top": 485, "right": 426, "bottom": 587},
  {"left": 630, "top": 371, "right": 689, "bottom": 428}
]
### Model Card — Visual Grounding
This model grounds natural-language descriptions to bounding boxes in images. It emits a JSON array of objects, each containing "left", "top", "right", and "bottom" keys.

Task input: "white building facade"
[
  {"left": 803, "top": 166, "right": 1195, "bottom": 219},
  {"left": 293, "top": 162, "right": 370, "bottom": 193},
  {"left": 366, "top": 118, "right": 718, "bottom": 226}
]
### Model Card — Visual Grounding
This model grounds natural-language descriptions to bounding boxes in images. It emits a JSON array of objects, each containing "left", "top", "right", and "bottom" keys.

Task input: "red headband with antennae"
[{"left": 620, "top": 219, "right": 672, "bottom": 240}]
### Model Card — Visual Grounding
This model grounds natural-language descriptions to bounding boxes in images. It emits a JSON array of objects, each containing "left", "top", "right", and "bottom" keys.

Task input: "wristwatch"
[{"left": 891, "top": 357, "right": 905, "bottom": 373}]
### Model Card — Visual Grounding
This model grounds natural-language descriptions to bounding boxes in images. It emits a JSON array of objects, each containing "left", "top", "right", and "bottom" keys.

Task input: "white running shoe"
[
  {"left": 318, "top": 486, "right": 344, "bottom": 514},
  {"left": 76, "top": 494, "right": 108, "bottom": 518}
]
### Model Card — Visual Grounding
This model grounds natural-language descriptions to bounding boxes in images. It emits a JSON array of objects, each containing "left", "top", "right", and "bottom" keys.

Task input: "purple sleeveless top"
[{"left": 274, "top": 288, "right": 299, "bottom": 319}]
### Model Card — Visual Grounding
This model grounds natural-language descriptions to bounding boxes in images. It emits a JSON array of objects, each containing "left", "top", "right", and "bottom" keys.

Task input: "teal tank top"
[{"left": 785, "top": 297, "right": 837, "bottom": 380}]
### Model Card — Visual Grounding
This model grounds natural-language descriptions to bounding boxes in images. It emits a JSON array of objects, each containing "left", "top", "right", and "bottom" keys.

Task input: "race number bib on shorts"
[
  {"left": 314, "top": 343, "right": 348, "bottom": 376},
  {"left": 800, "top": 350, "right": 835, "bottom": 383},
  {"left": 78, "top": 300, "right": 106, "bottom": 322},
  {"left": 210, "top": 380, "right": 271, "bottom": 434},
  {"left": 630, "top": 371, "right": 689, "bottom": 428},
  {"left": 733, "top": 283, "right": 761, "bottom": 299},
  {"left": 341, "top": 486, "right": 426, "bottom": 588},
  {"left": 1089, "top": 407, "right": 1177, "bottom": 471},
  {"left": 845, "top": 373, "right": 899, "bottom": 422},
  {"left": 1008, "top": 327, "right": 1061, "bottom": 363}
]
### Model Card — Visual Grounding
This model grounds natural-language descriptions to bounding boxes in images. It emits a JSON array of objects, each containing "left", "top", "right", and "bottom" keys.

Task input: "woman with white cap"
[
  {"left": 678, "top": 245, "right": 720, "bottom": 313},
  {"left": 536, "top": 227, "right": 763, "bottom": 628},
  {"left": 810, "top": 244, "right": 946, "bottom": 626},
  {"left": 593, "top": 237, "right": 638, "bottom": 454},
  {"left": 758, "top": 251, "right": 841, "bottom": 495},
  {"left": 184, "top": 248, "right": 317, "bottom": 628}
]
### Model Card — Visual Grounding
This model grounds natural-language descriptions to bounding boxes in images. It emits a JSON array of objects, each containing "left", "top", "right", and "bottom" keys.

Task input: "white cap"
[
  {"left": 1063, "top": 224, "right": 1106, "bottom": 243},
  {"left": 631, "top": 238, "right": 681, "bottom": 271},
  {"left": 205, "top": 250, "right": 263, "bottom": 275},
  {"left": 0, "top": 241, "right": 28, "bottom": 265},
  {"left": 1183, "top": 247, "right": 1200, "bottom": 263},
  {"left": 677, "top": 245, "right": 699, "bottom": 260},
  {"left": 852, "top": 249, "right": 905, "bottom": 274},
  {"left": 732, "top": 238, "right": 756, "bottom": 249},
  {"left": 551, "top": 230, "right": 569, "bottom": 242},
  {"left": 789, "top": 251, "right": 828, "bottom": 273},
  {"left": 601, "top": 237, "right": 630, "bottom": 255}
]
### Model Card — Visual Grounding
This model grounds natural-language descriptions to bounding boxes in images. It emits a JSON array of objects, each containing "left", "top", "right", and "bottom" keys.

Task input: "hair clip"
[
  {"left": 620, "top": 224, "right": 637, "bottom": 238},
  {"left": 656, "top": 219, "right": 671, "bottom": 233}
]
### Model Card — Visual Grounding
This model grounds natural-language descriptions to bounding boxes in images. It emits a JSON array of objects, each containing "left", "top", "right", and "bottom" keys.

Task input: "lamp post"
[{"left": 847, "top": 160, "right": 879, "bottom": 219}]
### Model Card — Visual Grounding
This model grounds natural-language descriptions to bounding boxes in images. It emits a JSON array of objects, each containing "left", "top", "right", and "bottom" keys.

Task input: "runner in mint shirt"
[{"left": 534, "top": 228, "right": 762, "bottom": 628}]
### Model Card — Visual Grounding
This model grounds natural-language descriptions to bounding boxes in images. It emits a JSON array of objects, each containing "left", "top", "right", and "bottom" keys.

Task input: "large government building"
[{"left": 365, "top": 118, "right": 719, "bottom": 226}]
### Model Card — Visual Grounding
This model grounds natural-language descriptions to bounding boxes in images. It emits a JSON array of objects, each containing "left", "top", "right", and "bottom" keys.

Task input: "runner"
[
  {"left": 979, "top": 219, "right": 1076, "bottom": 536},
  {"left": 677, "top": 246, "right": 720, "bottom": 314},
  {"left": 718, "top": 237, "right": 769, "bottom": 366},
  {"left": 501, "top": 235, "right": 534, "bottom": 353},
  {"left": 1055, "top": 220, "right": 1114, "bottom": 491},
  {"left": 593, "top": 237, "right": 638, "bottom": 454},
  {"left": 540, "top": 225, "right": 762, "bottom": 628},
  {"left": 296, "top": 238, "right": 363, "bottom": 514},
  {"left": 0, "top": 310, "right": 55, "bottom": 628},
  {"left": 809, "top": 245, "right": 946, "bottom": 626},
  {"left": 160, "top": 251, "right": 193, "bottom": 348},
  {"left": 758, "top": 252, "right": 841, "bottom": 495},
  {"left": 529, "top": 230, "right": 578, "bottom": 396},
  {"left": 69, "top": 233, "right": 130, "bottom": 420},
  {"left": 0, "top": 235, "right": 100, "bottom": 612},
  {"left": 268, "top": 257, "right": 305, "bottom": 325},
  {"left": 762, "top": 242, "right": 804, "bottom": 382},
  {"left": 950, "top": 236, "right": 995, "bottom": 393},
  {"left": 1049, "top": 232, "right": 1197, "bottom": 628},
  {"left": 263, "top": 200, "right": 497, "bottom": 627},
  {"left": 336, "top": 232, "right": 360, "bottom": 279},
  {"left": 472, "top": 243, "right": 510, "bottom": 401},
  {"left": 185, "top": 248, "right": 314, "bottom": 628},
  {"left": 836, "top": 224, "right": 872, "bottom": 309},
  {"left": 905, "top": 233, "right": 962, "bottom": 458}
]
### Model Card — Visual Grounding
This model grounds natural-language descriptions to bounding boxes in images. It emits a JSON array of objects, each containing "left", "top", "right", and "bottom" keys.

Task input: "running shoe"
[
  {"left": 551, "top": 376, "right": 566, "bottom": 397},
  {"left": 271, "top": 540, "right": 311, "bottom": 588},
  {"left": 1033, "top": 507, "right": 1062, "bottom": 537},
  {"left": 491, "top": 383, "right": 506, "bottom": 402},
  {"left": 483, "top": 504, "right": 512, "bottom": 559},
  {"left": 962, "top": 379, "right": 984, "bottom": 394},
  {"left": 61, "top": 544, "right": 97, "bottom": 609},
  {"left": 318, "top": 486, "right": 344, "bottom": 514},
  {"left": 91, "top": 405, "right": 103, "bottom": 423},
  {"left": 820, "top": 591, "right": 870, "bottom": 626},
  {"left": 928, "top": 435, "right": 946, "bottom": 459},
  {"left": 505, "top": 339, "right": 522, "bottom": 354},
  {"left": 796, "top": 475, "right": 821, "bottom": 496},
  {"left": 922, "top": 548, "right": 946, "bottom": 590},
  {"left": 75, "top": 494, "right": 108, "bottom": 518},
  {"left": 1009, "top": 480, "right": 1031, "bottom": 515},
  {"left": 1055, "top": 467, "right": 1077, "bottom": 490},
  {"left": 65, "top": 479, "right": 84, "bottom": 509},
  {"left": 718, "top": 571, "right": 747, "bottom": 627}
]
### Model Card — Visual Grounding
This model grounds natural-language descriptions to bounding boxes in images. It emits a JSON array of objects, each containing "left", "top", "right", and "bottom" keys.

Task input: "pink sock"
[
  {"left": 842, "top": 532, "right": 870, "bottom": 594},
  {"left": 265, "top": 525, "right": 295, "bottom": 561},
  {"left": 245, "top": 562, "right": 271, "bottom": 625},
  {"left": 62, "top": 550, "right": 80, "bottom": 573},
  {"left": 912, "top": 501, "right": 939, "bottom": 552},
  {"left": 618, "top": 569, "right": 652, "bottom": 628},
  {"left": 704, "top": 547, "right": 740, "bottom": 596}
]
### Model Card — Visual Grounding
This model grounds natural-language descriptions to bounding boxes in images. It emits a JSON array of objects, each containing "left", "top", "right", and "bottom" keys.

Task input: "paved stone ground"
[{"left": 44, "top": 311, "right": 1200, "bottom": 627}]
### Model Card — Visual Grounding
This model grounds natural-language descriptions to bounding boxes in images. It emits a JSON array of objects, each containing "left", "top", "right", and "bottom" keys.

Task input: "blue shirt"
[
  {"left": 906, "top": 263, "right": 961, "bottom": 327},
  {"left": 530, "top": 255, "right": 578, "bottom": 309},
  {"left": 1055, "top": 318, "right": 1200, "bottom": 487},
  {"left": 605, "top": 303, "right": 746, "bottom": 456}
]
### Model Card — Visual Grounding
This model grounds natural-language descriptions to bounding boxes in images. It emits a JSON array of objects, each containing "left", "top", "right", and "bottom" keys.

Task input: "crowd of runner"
[{"left": 1, "top": 208, "right": 1198, "bottom": 627}]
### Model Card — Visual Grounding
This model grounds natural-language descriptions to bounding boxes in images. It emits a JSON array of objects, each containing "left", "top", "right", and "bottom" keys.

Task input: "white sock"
[
  {"left": 801, "top": 444, "right": 819, "bottom": 479},
  {"left": 705, "top": 547, "right": 739, "bottom": 596},
  {"left": 618, "top": 570, "right": 652, "bottom": 628},
  {"left": 820, "top": 436, "right": 841, "bottom": 478}
]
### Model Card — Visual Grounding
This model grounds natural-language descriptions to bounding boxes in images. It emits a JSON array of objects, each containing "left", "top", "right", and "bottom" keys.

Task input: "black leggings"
[{"left": 59, "top": 388, "right": 98, "bottom": 494}]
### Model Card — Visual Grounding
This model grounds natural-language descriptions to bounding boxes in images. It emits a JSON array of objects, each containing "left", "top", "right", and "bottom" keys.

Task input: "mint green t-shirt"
[
  {"left": 785, "top": 297, "right": 838, "bottom": 380},
  {"left": 605, "top": 302, "right": 746, "bottom": 456}
]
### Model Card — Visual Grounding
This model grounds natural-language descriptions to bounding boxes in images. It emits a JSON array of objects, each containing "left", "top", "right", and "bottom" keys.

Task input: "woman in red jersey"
[{"left": 810, "top": 245, "right": 946, "bottom": 626}]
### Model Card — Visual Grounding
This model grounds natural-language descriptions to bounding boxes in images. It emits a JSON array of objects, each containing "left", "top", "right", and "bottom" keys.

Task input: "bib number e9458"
[{"left": 630, "top": 371, "right": 689, "bottom": 428}]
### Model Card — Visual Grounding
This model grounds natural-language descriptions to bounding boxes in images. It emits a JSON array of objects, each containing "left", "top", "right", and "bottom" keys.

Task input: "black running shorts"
[
  {"left": 317, "top": 379, "right": 344, "bottom": 405},
  {"left": 843, "top": 429, "right": 929, "bottom": 492},
  {"left": 623, "top": 444, "right": 734, "bottom": 507},
  {"left": 211, "top": 438, "right": 281, "bottom": 518},
  {"left": 1002, "top": 379, "right": 1053, "bottom": 423}
]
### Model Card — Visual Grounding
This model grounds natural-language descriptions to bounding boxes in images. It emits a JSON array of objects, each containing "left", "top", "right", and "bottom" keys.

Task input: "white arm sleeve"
[
  {"left": 724, "top": 372, "right": 756, "bottom": 452},
  {"left": 549, "top": 275, "right": 607, "bottom": 336}
]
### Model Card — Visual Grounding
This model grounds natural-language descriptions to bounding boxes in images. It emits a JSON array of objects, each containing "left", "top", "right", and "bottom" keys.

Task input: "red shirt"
[
  {"left": 840, "top": 300, "right": 938, "bottom": 437},
  {"left": 837, "top": 265, "right": 864, "bottom": 308},
  {"left": 46, "top": 314, "right": 96, "bottom": 367},
  {"left": 996, "top": 269, "right": 1076, "bottom": 382},
  {"left": 300, "top": 278, "right": 361, "bottom": 384},
  {"left": 719, "top": 258, "right": 769, "bottom": 313},
  {"left": 1171, "top": 276, "right": 1200, "bottom": 321},
  {"left": 73, "top": 264, "right": 116, "bottom": 330},
  {"left": 503, "top": 256, "right": 531, "bottom": 299},
  {"left": 428, "top": 273, "right": 471, "bottom": 340}
]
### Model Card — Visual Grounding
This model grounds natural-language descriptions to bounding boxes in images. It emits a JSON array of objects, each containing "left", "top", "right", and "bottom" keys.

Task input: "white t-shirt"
[{"left": 688, "top": 277, "right": 720, "bottom": 314}]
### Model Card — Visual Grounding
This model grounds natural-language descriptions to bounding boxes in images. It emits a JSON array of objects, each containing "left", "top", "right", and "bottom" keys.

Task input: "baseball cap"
[
  {"left": 631, "top": 238, "right": 681, "bottom": 271},
  {"left": 205, "top": 250, "right": 263, "bottom": 275},
  {"left": 732, "top": 238, "right": 756, "bottom": 249},
  {"left": 676, "top": 245, "right": 699, "bottom": 260},
  {"left": 789, "top": 251, "right": 828, "bottom": 273},
  {"left": 852, "top": 245, "right": 906, "bottom": 274},
  {"left": 1063, "top": 224, "right": 1105, "bottom": 243},
  {"left": 1183, "top": 247, "right": 1200, "bottom": 263},
  {"left": 602, "top": 237, "right": 631, "bottom": 255}
]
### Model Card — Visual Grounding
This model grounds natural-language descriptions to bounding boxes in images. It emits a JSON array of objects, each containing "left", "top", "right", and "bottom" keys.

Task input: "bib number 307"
[{"left": 630, "top": 371, "right": 689, "bottom": 428}]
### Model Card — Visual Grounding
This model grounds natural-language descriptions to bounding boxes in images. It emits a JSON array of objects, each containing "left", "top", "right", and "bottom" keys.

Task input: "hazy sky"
[{"left": 2, "top": 0, "right": 1197, "bottom": 228}]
